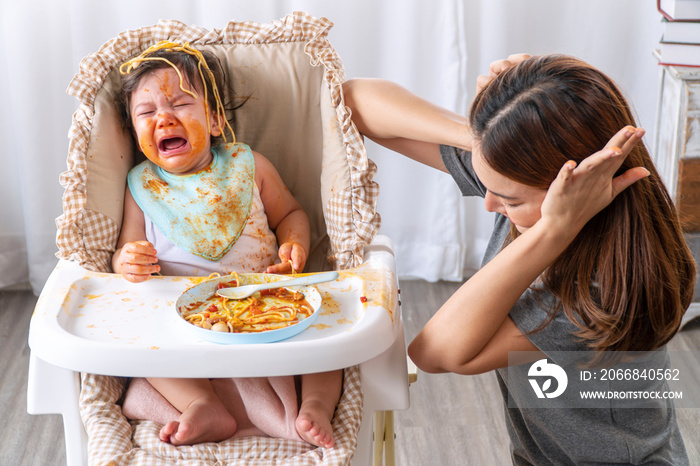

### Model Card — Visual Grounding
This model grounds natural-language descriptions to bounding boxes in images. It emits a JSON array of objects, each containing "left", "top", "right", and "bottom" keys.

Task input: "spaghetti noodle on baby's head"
[{"left": 119, "top": 41, "right": 236, "bottom": 144}]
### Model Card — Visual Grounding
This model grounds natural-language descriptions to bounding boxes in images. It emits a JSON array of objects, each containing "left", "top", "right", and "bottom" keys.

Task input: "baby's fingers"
[
  {"left": 277, "top": 243, "right": 293, "bottom": 265},
  {"left": 123, "top": 271, "right": 156, "bottom": 283},
  {"left": 118, "top": 241, "right": 159, "bottom": 282},
  {"left": 266, "top": 242, "right": 308, "bottom": 274},
  {"left": 265, "top": 262, "right": 292, "bottom": 274},
  {"left": 289, "top": 244, "right": 307, "bottom": 273},
  {"left": 266, "top": 244, "right": 294, "bottom": 274},
  {"left": 124, "top": 240, "right": 158, "bottom": 258}
]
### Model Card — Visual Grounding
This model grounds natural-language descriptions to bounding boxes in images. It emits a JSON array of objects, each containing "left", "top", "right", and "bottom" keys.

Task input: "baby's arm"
[
  {"left": 253, "top": 151, "right": 310, "bottom": 273},
  {"left": 112, "top": 187, "right": 160, "bottom": 282}
]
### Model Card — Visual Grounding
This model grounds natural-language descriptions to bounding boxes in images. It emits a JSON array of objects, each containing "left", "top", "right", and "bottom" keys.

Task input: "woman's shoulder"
[{"left": 440, "top": 145, "right": 486, "bottom": 198}]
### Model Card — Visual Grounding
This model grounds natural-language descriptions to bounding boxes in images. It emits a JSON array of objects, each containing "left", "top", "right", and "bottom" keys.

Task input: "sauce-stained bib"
[{"left": 128, "top": 143, "right": 254, "bottom": 261}]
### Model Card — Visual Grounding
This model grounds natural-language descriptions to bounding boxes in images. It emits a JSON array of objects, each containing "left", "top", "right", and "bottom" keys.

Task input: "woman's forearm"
[
  {"left": 408, "top": 218, "right": 576, "bottom": 374},
  {"left": 343, "top": 78, "right": 472, "bottom": 170}
]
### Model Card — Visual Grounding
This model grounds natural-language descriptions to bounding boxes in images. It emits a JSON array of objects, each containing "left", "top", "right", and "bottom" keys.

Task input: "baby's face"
[{"left": 129, "top": 67, "right": 221, "bottom": 175}]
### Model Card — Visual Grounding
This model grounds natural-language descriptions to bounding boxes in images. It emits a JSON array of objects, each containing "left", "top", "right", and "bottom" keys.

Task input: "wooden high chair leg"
[
  {"left": 371, "top": 351, "right": 418, "bottom": 465},
  {"left": 372, "top": 410, "right": 396, "bottom": 466},
  {"left": 384, "top": 410, "right": 396, "bottom": 465},
  {"left": 373, "top": 411, "right": 384, "bottom": 465}
]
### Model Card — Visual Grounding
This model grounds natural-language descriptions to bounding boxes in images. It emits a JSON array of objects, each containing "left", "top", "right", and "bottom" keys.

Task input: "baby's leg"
[
  {"left": 147, "top": 377, "right": 237, "bottom": 445},
  {"left": 295, "top": 370, "right": 343, "bottom": 448}
]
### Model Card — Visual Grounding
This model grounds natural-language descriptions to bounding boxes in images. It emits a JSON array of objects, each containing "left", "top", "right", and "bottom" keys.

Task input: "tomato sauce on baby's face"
[{"left": 130, "top": 67, "right": 220, "bottom": 175}]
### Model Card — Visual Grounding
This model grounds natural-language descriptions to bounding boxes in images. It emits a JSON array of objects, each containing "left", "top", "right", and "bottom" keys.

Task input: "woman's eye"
[{"left": 505, "top": 202, "right": 522, "bottom": 208}]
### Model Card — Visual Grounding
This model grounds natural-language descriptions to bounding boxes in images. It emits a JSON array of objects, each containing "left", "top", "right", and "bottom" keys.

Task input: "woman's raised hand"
[
  {"left": 539, "top": 126, "right": 649, "bottom": 235},
  {"left": 476, "top": 53, "right": 531, "bottom": 94}
]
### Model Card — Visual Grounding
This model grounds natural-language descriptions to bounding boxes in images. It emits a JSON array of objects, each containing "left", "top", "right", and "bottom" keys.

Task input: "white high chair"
[{"left": 26, "top": 13, "right": 410, "bottom": 466}]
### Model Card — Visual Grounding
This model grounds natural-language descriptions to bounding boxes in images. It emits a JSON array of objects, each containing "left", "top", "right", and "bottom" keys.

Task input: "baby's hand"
[
  {"left": 266, "top": 242, "right": 308, "bottom": 274},
  {"left": 115, "top": 240, "right": 160, "bottom": 283}
]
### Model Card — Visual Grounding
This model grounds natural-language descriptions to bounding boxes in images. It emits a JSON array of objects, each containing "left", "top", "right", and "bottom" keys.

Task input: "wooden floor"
[
  {"left": 394, "top": 281, "right": 700, "bottom": 466},
  {"left": 0, "top": 290, "right": 67, "bottom": 466},
  {"left": 1, "top": 283, "right": 698, "bottom": 466}
]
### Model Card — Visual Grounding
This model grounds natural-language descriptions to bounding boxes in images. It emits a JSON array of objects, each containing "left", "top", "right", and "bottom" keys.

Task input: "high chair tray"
[{"left": 29, "top": 250, "right": 400, "bottom": 378}]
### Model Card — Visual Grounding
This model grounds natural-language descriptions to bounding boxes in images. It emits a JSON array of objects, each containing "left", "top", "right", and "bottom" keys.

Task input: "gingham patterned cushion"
[{"left": 80, "top": 367, "right": 363, "bottom": 465}]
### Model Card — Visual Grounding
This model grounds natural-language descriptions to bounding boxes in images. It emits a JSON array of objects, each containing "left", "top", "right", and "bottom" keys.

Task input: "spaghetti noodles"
[
  {"left": 180, "top": 276, "right": 315, "bottom": 333},
  {"left": 120, "top": 41, "right": 236, "bottom": 145}
]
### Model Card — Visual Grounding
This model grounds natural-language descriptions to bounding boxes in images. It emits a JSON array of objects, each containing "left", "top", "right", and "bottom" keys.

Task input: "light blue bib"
[{"left": 128, "top": 143, "right": 255, "bottom": 261}]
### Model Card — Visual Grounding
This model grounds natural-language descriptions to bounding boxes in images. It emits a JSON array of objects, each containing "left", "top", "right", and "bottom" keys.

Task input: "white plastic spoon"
[{"left": 216, "top": 271, "right": 340, "bottom": 300}]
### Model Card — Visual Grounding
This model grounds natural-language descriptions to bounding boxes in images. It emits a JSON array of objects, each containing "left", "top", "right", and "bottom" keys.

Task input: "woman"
[{"left": 343, "top": 54, "right": 695, "bottom": 464}]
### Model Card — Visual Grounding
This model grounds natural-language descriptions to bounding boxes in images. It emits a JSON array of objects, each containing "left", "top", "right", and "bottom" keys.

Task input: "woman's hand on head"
[
  {"left": 540, "top": 126, "right": 649, "bottom": 235},
  {"left": 476, "top": 53, "right": 531, "bottom": 94},
  {"left": 266, "top": 242, "right": 307, "bottom": 274},
  {"left": 115, "top": 240, "right": 160, "bottom": 283}
]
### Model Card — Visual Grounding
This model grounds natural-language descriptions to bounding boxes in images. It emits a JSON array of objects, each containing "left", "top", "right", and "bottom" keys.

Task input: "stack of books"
[{"left": 657, "top": 0, "right": 700, "bottom": 66}]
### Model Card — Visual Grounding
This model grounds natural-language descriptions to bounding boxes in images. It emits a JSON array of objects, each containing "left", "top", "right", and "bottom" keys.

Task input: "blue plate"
[{"left": 176, "top": 274, "right": 322, "bottom": 344}]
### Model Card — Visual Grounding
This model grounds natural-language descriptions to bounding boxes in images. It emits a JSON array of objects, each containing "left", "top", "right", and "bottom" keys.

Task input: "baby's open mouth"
[{"left": 158, "top": 137, "right": 188, "bottom": 153}]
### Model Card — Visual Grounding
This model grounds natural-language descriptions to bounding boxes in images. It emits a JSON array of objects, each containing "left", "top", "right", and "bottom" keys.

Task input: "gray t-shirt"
[{"left": 441, "top": 145, "right": 688, "bottom": 465}]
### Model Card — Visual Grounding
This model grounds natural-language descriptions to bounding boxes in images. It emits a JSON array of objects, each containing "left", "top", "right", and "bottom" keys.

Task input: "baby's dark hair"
[{"left": 119, "top": 46, "right": 229, "bottom": 135}]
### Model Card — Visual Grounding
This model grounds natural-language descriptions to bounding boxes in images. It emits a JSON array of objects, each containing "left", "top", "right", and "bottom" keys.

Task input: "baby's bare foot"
[
  {"left": 159, "top": 396, "right": 237, "bottom": 445},
  {"left": 295, "top": 399, "right": 335, "bottom": 448}
]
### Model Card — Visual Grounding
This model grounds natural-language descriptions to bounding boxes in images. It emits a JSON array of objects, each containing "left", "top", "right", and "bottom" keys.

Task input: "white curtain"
[{"left": 0, "top": 0, "right": 664, "bottom": 293}]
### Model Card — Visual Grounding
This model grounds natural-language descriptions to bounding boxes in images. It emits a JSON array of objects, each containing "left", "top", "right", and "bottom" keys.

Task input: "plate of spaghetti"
[{"left": 176, "top": 274, "right": 322, "bottom": 344}]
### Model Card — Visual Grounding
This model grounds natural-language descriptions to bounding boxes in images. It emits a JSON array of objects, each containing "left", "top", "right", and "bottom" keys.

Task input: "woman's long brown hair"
[{"left": 470, "top": 54, "right": 696, "bottom": 353}]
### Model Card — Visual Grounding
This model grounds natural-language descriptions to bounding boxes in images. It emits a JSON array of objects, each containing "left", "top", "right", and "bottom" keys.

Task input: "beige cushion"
[
  {"left": 79, "top": 367, "right": 363, "bottom": 465},
  {"left": 57, "top": 13, "right": 380, "bottom": 273}
]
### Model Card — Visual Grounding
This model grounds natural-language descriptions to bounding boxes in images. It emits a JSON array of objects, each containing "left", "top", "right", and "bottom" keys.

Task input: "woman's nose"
[{"left": 484, "top": 191, "right": 504, "bottom": 214}]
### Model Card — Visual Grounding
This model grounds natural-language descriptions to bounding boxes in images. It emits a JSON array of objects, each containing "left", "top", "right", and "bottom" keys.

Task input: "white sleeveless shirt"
[{"left": 145, "top": 184, "right": 278, "bottom": 276}]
